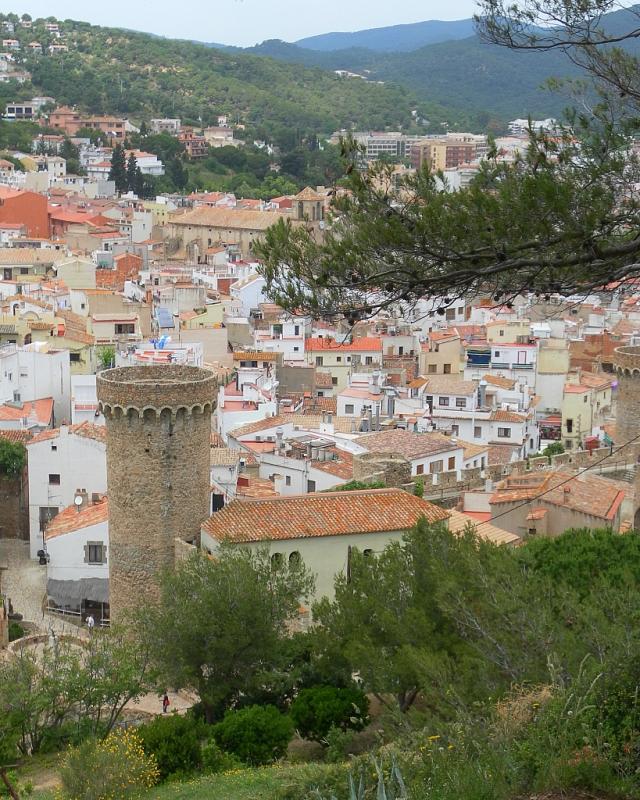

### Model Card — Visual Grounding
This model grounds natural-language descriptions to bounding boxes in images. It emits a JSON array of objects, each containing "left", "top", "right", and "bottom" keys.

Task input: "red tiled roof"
[
  {"left": 202, "top": 488, "right": 448, "bottom": 542},
  {"left": 45, "top": 498, "right": 108, "bottom": 540},
  {"left": 355, "top": 429, "right": 461, "bottom": 460},
  {"left": 29, "top": 421, "right": 105, "bottom": 446},
  {"left": 490, "top": 409, "right": 526, "bottom": 423},
  {"left": 0, "top": 429, "right": 32, "bottom": 444},
  {"left": 305, "top": 337, "right": 382, "bottom": 352},
  {"left": 0, "top": 397, "right": 53, "bottom": 424}
]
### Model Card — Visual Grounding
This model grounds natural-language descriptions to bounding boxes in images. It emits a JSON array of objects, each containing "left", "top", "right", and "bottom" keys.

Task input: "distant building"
[{"left": 150, "top": 118, "right": 181, "bottom": 134}]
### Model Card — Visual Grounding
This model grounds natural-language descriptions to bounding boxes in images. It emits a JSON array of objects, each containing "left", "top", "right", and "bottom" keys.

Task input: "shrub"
[
  {"left": 59, "top": 728, "right": 158, "bottom": 799},
  {"left": 290, "top": 686, "right": 369, "bottom": 743},
  {"left": 211, "top": 705, "right": 293, "bottom": 765},
  {"left": 8, "top": 621, "right": 24, "bottom": 642},
  {"left": 200, "top": 739, "right": 243, "bottom": 774},
  {"left": 138, "top": 713, "right": 202, "bottom": 781}
]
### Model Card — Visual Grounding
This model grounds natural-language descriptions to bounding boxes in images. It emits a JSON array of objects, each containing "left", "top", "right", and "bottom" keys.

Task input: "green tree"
[
  {"left": 60, "top": 137, "right": 83, "bottom": 175},
  {"left": 0, "top": 439, "right": 26, "bottom": 476},
  {"left": 108, "top": 143, "right": 127, "bottom": 193},
  {"left": 542, "top": 442, "right": 564, "bottom": 459},
  {"left": 126, "top": 152, "right": 138, "bottom": 193},
  {"left": 290, "top": 686, "right": 369, "bottom": 742},
  {"left": 211, "top": 705, "right": 293, "bottom": 765},
  {"left": 139, "top": 549, "right": 313, "bottom": 722},
  {"left": 167, "top": 156, "right": 188, "bottom": 191}
]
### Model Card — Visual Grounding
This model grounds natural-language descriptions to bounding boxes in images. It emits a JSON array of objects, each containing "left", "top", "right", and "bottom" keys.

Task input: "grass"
[{"left": 146, "top": 763, "right": 345, "bottom": 800}]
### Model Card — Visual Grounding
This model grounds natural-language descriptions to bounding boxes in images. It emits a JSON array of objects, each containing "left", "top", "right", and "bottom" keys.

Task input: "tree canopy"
[{"left": 257, "top": 1, "right": 640, "bottom": 319}]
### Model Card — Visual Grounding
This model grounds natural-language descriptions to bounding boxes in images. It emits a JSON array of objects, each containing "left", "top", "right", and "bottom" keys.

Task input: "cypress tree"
[
  {"left": 126, "top": 152, "right": 138, "bottom": 193},
  {"left": 108, "top": 144, "right": 127, "bottom": 193}
]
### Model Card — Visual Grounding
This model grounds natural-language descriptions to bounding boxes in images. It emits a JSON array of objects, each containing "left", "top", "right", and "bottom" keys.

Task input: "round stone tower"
[
  {"left": 96, "top": 365, "right": 216, "bottom": 621},
  {"left": 613, "top": 345, "right": 640, "bottom": 445}
]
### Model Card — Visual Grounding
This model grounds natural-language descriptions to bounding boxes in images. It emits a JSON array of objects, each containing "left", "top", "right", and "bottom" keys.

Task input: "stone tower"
[
  {"left": 613, "top": 345, "right": 640, "bottom": 445},
  {"left": 96, "top": 365, "right": 216, "bottom": 621}
]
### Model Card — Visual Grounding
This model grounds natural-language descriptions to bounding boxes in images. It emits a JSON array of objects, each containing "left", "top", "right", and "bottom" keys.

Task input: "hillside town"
[{"left": 2, "top": 6, "right": 640, "bottom": 800}]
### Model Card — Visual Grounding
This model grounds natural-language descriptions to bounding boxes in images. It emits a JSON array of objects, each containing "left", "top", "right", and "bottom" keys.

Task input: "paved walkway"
[{"left": 0, "top": 539, "right": 78, "bottom": 635}]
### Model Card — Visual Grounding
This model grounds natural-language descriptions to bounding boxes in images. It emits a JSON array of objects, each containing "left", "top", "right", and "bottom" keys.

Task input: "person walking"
[
  {"left": 162, "top": 693, "right": 170, "bottom": 714},
  {"left": 86, "top": 614, "right": 95, "bottom": 631}
]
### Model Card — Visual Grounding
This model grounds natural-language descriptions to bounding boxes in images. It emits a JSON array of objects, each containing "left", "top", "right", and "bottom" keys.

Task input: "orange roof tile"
[
  {"left": 355, "top": 429, "right": 461, "bottom": 460},
  {"left": 0, "top": 397, "right": 53, "bottom": 424},
  {"left": 0, "top": 429, "right": 32, "bottom": 444},
  {"left": 202, "top": 488, "right": 448, "bottom": 542},
  {"left": 45, "top": 498, "right": 108, "bottom": 540},
  {"left": 305, "top": 337, "right": 382, "bottom": 352},
  {"left": 29, "top": 421, "right": 105, "bottom": 446},
  {"left": 490, "top": 409, "right": 526, "bottom": 423}
]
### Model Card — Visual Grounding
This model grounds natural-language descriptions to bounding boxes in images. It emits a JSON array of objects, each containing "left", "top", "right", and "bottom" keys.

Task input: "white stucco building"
[{"left": 26, "top": 423, "right": 107, "bottom": 558}]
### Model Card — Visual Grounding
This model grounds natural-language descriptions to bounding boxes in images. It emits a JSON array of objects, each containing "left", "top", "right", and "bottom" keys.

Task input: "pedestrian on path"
[
  {"left": 86, "top": 614, "right": 95, "bottom": 631},
  {"left": 162, "top": 693, "right": 170, "bottom": 714}
]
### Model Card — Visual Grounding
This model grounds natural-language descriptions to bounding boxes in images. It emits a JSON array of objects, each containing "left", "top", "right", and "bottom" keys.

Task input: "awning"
[{"left": 47, "top": 577, "right": 109, "bottom": 605}]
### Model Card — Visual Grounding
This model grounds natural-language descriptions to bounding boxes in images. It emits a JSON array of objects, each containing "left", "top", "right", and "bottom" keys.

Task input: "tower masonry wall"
[
  {"left": 613, "top": 346, "right": 640, "bottom": 446},
  {"left": 96, "top": 366, "right": 216, "bottom": 621}
]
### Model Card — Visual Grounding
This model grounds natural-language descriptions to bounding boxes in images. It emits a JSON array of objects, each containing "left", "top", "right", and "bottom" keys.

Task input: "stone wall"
[
  {"left": 614, "top": 346, "right": 640, "bottom": 445},
  {"left": 0, "top": 472, "right": 28, "bottom": 540},
  {"left": 352, "top": 452, "right": 412, "bottom": 487},
  {"left": 97, "top": 365, "right": 216, "bottom": 622}
]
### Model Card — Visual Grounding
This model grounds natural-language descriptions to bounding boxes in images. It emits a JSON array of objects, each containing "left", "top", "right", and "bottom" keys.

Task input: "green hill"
[
  {"left": 0, "top": 15, "right": 416, "bottom": 137},
  {"left": 294, "top": 18, "right": 477, "bottom": 52}
]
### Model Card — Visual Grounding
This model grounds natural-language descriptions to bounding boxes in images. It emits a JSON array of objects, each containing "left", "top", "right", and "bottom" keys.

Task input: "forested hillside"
[{"left": 0, "top": 15, "right": 417, "bottom": 140}]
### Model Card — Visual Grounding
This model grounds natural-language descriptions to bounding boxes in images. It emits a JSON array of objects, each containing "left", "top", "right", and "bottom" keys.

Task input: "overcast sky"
[{"left": 16, "top": 0, "right": 479, "bottom": 47}]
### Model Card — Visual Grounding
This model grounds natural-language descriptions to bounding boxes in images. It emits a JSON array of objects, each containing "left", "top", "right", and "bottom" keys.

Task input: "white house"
[
  {"left": 45, "top": 495, "right": 109, "bottom": 624},
  {"left": 26, "top": 422, "right": 107, "bottom": 558},
  {"left": 354, "top": 429, "right": 465, "bottom": 478},
  {"left": 201, "top": 488, "right": 450, "bottom": 601},
  {"left": 0, "top": 343, "right": 71, "bottom": 425},
  {"left": 252, "top": 315, "right": 308, "bottom": 364},
  {"left": 230, "top": 273, "right": 267, "bottom": 318}
]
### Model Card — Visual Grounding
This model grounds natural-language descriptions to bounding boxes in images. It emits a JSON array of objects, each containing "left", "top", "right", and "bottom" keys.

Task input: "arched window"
[
  {"left": 271, "top": 552, "right": 283, "bottom": 569},
  {"left": 363, "top": 549, "right": 373, "bottom": 559},
  {"left": 289, "top": 551, "right": 301, "bottom": 568}
]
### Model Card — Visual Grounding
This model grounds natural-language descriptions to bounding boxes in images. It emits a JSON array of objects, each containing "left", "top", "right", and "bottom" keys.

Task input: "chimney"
[
  {"left": 275, "top": 426, "right": 284, "bottom": 454},
  {"left": 74, "top": 488, "right": 89, "bottom": 512},
  {"left": 478, "top": 380, "right": 487, "bottom": 408},
  {"left": 563, "top": 485, "right": 571, "bottom": 503},
  {"left": 272, "top": 473, "right": 285, "bottom": 495}
]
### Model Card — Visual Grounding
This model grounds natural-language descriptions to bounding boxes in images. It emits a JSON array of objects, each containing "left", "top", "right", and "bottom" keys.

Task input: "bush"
[
  {"left": 211, "top": 705, "right": 293, "bottom": 765},
  {"left": 59, "top": 728, "right": 159, "bottom": 799},
  {"left": 8, "top": 621, "right": 24, "bottom": 642},
  {"left": 200, "top": 739, "right": 244, "bottom": 774},
  {"left": 138, "top": 713, "right": 202, "bottom": 781},
  {"left": 290, "top": 686, "right": 369, "bottom": 743}
]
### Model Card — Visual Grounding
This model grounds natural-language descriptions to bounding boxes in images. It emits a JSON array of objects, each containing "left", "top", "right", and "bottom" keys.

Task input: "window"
[
  {"left": 474, "top": 426, "right": 482, "bottom": 438},
  {"left": 307, "top": 479, "right": 316, "bottom": 493},
  {"left": 451, "top": 424, "right": 459, "bottom": 435},
  {"left": 336, "top": 356, "right": 342, "bottom": 363},
  {"left": 271, "top": 552, "right": 283, "bottom": 569},
  {"left": 39, "top": 506, "right": 58, "bottom": 531},
  {"left": 445, "top": 308, "right": 455, "bottom": 321},
  {"left": 345, "top": 404, "right": 354, "bottom": 414},
  {"left": 20, "top": 267, "right": 28, "bottom": 275},
  {"left": 497, "top": 427, "right": 511, "bottom": 438},
  {"left": 429, "top": 460, "right": 444, "bottom": 474},
  {"left": 289, "top": 551, "right": 301, "bottom": 567},
  {"left": 455, "top": 397, "right": 466, "bottom": 408},
  {"left": 438, "top": 397, "right": 449, "bottom": 406},
  {"left": 69, "top": 352, "right": 80, "bottom": 363},
  {"left": 583, "top": 395, "right": 588, "bottom": 403},
  {"left": 427, "top": 364, "right": 437, "bottom": 374},
  {"left": 51, "top": 444, "right": 57, "bottom": 451},
  {"left": 315, "top": 356, "right": 323, "bottom": 366},
  {"left": 443, "top": 364, "right": 451, "bottom": 374},
  {"left": 86, "top": 542, "right": 105, "bottom": 564},
  {"left": 115, "top": 323, "right": 134, "bottom": 335},
  {"left": 332, "top": 377, "right": 338, "bottom": 386},
  {"left": 293, "top": 346, "right": 299, "bottom": 352},
  {"left": 566, "top": 419, "right": 573, "bottom": 433},
  {"left": 363, "top": 549, "right": 373, "bottom": 558},
  {"left": 48, "top": 473, "right": 60, "bottom": 485},
  {"left": 365, "top": 356, "right": 373, "bottom": 365},
  {"left": 499, "top": 329, "right": 504, "bottom": 336},
  {"left": 346, "top": 356, "right": 351, "bottom": 362},
  {"left": 285, "top": 475, "right": 291, "bottom": 486},
  {"left": 294, "top": 325, "right": 300, "bottom": 336},
  {"left": 458, "top": 307, "right": 464, "bottom": 315},
  {"left": 494, "top": 351, "right": 501, "bottom": 358},
  {"left": 448, "top": 456, "right": 456, "bottom": 470},
  {"left": 416, "top": 464, "right": 424, "bottom": 475}
]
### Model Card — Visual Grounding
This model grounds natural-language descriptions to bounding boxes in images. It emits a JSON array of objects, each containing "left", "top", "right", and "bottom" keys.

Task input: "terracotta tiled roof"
[
  {"left": 45, "top": 498, "right": 108, "bottom": 540},
  {"left": 564, "top": 384, "right": 590, "bottom": 394},
  {"left": 230, "top": 414, "right": 354, "bottom": 437},
  {"left": 311, "top": 448, "right": 353, "bottom": 480},
  {"left": 305, "top": 337, "right": 382, "bottom": 352},
  {"left": 202, "top": 488, "right": 448, "bottom": 542},
  {"left": 423, "top": 375, "right": 476, "bottom": 395},
  {"left": 488, "top": 444, "right": 521, "bottom": 465},
  {"left": 490, "top": 470, "right": 625, "bottom": 521},
  {"left": 170, "top": 206, "right": 289, "bottom": 231},
  {"left": 0, "top": 397, "right": 53, "bottom": 424},
  {"left": 210, "top": 431, "right": 226, "bottom": 447},
  {"left": 482, "top": 374, "right": 515, "bottom": 390},
  {"left": 0, "top": 429, "right": 32, "bottom": 444},
  {"left": 232, "top": 351, "right": 279, "bottom": 362},
  {"left": 355, "top": 429, "right": 461, "bottom": 460},
  {"left": 458, "top": 440, "right": 488, "bottom": 460},
  {"left": 303, "top": 396, "right": 337, "bottom": 414},
  {"left": 314, "top": 372, "right": 334, "bottom": 389},
  {"left": 490, "top": 409, "right": 526, "bottom": 423},
  {"left": 236, "top": 477, "right": 278, "bottom": 499},
  {"left": 578, "top": 372, "right": 612, "bottom": 390},
  {"left": 447, "top": 509, "right": 520, "bottom": 546},
  {"left": 29, "top": 421, "right": 106, "bottom": 445},
  {"left": 210, "top": 448, "right": 241, "bottom": 466}
]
